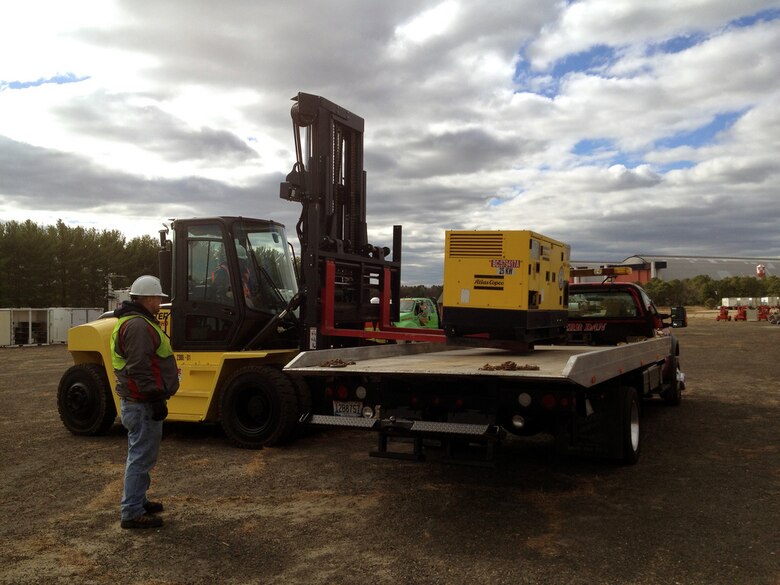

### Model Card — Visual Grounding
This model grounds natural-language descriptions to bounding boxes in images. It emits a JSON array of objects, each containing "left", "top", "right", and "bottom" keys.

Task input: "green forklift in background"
[{"left": 394, "top": 298, "right": 439, "bottom": 329}]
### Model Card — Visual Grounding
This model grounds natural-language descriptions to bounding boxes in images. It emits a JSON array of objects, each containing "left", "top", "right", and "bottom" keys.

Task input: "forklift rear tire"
[
  {"left": 57, "top": 363, "right": 117, "bottom": 436},
  {"left": 219, "top": 366, "right": 298, "bottom": 449}
]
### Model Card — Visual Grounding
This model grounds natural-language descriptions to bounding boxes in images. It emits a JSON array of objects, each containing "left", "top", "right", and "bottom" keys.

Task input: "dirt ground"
[{"left": 0, "top": 312, "right": 778, "bottom": 585}]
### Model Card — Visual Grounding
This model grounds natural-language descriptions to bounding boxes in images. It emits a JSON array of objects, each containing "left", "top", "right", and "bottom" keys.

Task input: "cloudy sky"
[{"left": 1, "top": 1, "right": 779, "bottom": 283}]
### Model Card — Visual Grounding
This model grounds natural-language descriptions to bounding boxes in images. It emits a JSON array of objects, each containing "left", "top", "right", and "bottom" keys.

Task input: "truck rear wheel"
[
  {"left": 618, "top": 385, "right": 641, "bottom": 465},
  {"left": 662, "top": 353, "right": 682, "bottom": 406},
  {"left": 219, "top": 366, "right": 298, "bottom": 449},
  {"left": 57, "top": 363, "right": 116, "bottom": 436}
]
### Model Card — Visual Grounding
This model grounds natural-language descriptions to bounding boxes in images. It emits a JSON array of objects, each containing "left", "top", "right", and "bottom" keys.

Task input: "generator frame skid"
[{"left": 443, "top": 230, "right": 570, "bottom": 344}]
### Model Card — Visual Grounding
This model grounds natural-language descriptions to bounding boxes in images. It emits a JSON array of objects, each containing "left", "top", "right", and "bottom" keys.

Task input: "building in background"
[{"left": 571, "top": 255, "right": 779, "bottom": 283}]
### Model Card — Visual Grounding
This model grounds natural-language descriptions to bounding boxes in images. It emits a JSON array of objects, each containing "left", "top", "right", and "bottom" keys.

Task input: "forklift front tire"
[{"left": 219, "top": 366, "right": 298, "bottom": 449}]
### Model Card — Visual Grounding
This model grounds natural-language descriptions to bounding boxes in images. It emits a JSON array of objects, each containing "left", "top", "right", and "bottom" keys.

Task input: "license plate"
[{"left": 333, "top": 401, "right": 362, "bottom": 417}]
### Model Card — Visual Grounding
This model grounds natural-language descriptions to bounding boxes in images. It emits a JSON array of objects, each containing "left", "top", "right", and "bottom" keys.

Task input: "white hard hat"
[{"left": 129, "top": 275, "right": 168, "bottom": 298}]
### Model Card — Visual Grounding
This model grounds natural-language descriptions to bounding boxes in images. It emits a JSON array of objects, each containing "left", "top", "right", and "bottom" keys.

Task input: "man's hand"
[{"left": 150, "top": 399, "right": 168, "bottom": 421}]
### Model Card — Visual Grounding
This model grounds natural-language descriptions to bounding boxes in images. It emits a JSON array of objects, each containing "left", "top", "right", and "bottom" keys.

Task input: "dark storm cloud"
[
  {"left": 566, "top": 196, "right": 780, "bottom": 261},
  {"left": 0, "top": 135, "right": 290, "bottom": 221},
  {"left": 401, "top": 128, "right": 528, "bottom": 178},
  {"left": 604, "top": 166, "right": 662, "bottom": 190},
  {"left": 54, "top": 94, "right": 257, "bottom": 163},
  {"left": 369, "top": 190, "right": 485, "bottom": 233},
  {"left": 79, "top": 1, "right": 410, "bottom": 94}
]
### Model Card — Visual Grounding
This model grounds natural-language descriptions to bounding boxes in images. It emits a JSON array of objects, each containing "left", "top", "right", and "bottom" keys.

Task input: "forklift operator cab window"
[
  {"left": 183, "top": 224, "right": 234, "bottom": 344},
  {"left": 187, "top": 233, "right": 232, "bottom": 307},
  {"left": 235, "top": 225, "right": 298, "bottom": 312}
]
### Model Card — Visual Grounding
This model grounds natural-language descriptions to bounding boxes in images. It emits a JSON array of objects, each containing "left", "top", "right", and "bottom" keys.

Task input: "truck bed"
[{"left": 284, "top": 336, "right": 672, "bottom": 388}]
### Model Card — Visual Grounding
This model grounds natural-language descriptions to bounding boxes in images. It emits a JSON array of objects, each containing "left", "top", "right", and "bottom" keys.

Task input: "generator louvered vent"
[{"left": 448, "top": 233, "right": 504, "bottom": 257}]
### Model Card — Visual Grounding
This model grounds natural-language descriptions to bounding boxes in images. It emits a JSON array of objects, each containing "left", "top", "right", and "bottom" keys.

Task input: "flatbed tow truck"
[
  {"left": 286, "top": 242, "right": 683, "bottom": 466},
  {"left": 286, "top": 335, "right": 673, "bottom": 464}
]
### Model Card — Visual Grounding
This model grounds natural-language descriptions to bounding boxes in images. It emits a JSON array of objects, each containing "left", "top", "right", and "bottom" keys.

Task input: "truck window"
[{"left": 569, "top": 291, "right": 638, "bottom": 318}]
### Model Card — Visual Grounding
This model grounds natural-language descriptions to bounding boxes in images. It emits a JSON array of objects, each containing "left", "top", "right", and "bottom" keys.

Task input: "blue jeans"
[{"left": 120, "top": 399, "right": 163, "bottom": 521}]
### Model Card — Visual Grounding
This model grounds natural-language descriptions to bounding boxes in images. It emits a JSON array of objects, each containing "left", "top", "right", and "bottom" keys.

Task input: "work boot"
[
  {"left": 144, "top": 500, "right": 164, "bottom": 514},
  {"left": 120, "top": 513, "right": 163, "bottom": 529}
]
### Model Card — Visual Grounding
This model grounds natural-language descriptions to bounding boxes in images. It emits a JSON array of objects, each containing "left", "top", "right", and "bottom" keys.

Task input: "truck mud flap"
[
  {"left": 554, "top": 389, "right": 632, "bottom": 462},
  {"left": 555, "top": 413, "right": 617, "bottom": 460}
]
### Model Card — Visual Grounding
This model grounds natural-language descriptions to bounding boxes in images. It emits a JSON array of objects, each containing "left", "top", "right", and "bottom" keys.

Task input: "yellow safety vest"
[{"left": 111, "top": 314, "right": 173, "bottom": 371}]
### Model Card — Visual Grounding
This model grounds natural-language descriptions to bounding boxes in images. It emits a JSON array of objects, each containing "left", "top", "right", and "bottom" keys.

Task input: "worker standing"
[{"left": 111, "top": 275, "right": 179, "bottom": 529}]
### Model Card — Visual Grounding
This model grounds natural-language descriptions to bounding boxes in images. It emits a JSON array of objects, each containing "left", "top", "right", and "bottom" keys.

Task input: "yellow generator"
[{"left": 443, "top": 230, "right": 570, "bottom": 343}]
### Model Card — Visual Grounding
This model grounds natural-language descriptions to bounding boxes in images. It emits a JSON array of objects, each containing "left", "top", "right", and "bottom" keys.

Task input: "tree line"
[
  {"left": 641, "top": 274, "right": 780, "bottom": 308},
  {"left": 0, "top": 220, "right": 160, "bottom": 309},
  {"left": 3, "top": 219, "right": 778, "bottom": 309}
]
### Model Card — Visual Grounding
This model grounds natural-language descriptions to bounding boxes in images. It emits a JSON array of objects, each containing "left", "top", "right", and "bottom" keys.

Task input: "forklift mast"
[{"left": 280, "top": 92, "right": 401, "bottom": 349}]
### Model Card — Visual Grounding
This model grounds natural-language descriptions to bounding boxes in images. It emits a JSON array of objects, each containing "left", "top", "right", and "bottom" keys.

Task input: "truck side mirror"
[{"left": 670, "top": 306, "right": 688, "bottom": 328}]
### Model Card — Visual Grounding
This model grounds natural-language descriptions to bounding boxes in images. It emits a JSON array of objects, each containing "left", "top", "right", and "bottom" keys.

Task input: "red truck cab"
[
  {"left": 567, "top": 282, "right": 669, "bottom": 345},
  {"left": 567, "top": 280, "right": 686, "bottom": 404}
]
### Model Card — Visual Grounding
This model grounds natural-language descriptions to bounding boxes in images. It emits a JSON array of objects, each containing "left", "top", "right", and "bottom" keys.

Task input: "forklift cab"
[{"left": 168, "top": 217, "right": 299, "bottom": 351}]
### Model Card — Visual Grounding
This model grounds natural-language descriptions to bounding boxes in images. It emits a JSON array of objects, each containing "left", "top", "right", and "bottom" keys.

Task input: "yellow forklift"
[{"left": 58, "top": 93, "right": 409, "bottom": 448}]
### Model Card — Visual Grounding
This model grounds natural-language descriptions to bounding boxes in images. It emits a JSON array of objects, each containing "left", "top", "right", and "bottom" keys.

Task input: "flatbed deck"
[{"left": 284, "top": 336, "right": 672, "bottom": 388}]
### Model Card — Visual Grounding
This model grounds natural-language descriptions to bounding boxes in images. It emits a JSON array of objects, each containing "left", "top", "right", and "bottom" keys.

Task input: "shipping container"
[
  {"left": 48, "top": 308, "right": 104, "bottom": 344},
  {"left": 0, "top": 310, "right": 11, "bottom": 346},
  {"left": 0, "top": 308, "right": 104, "bottom": 346},
  {"left": 9, "top": 309, "right": 48, "bottom": 345}
]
